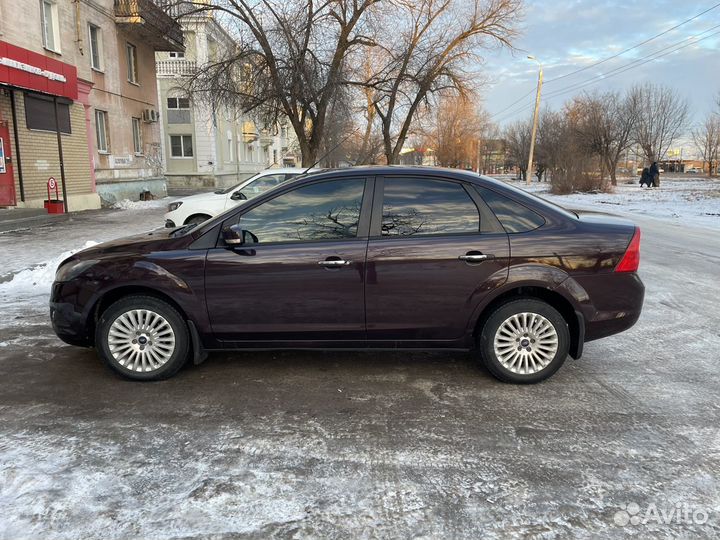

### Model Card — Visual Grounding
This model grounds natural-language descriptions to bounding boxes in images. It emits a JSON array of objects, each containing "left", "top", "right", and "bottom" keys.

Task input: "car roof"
[
  {"left": 256, "top": 167, "right": 320, "bottom": 175},
  {"left": 298, "top": 165, "right": 482, "bottom": 182}
]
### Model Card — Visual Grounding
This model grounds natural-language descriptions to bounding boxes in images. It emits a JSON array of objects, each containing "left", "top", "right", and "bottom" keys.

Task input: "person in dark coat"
[
  {"left": 639, "top": 167, "right": 653, "bottom": 187},
  {"left": 649, "top": 161, "right": 660, "bottom": 187}
]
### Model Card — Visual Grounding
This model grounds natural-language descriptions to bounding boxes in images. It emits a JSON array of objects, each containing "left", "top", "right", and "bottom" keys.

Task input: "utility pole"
[{"left": 526, "top": 55, "right": 543, "bottom": 185}]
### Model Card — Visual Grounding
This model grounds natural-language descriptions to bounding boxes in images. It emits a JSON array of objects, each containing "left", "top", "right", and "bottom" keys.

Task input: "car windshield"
[{"left": 214, "top": 172, "right": 299, "bottom": 197}]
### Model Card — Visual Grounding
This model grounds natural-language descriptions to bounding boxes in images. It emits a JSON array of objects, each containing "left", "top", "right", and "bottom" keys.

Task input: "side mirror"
[
  {"left": 230, "top": 191, "right": 247, "bottom": 201},
  {"left": 222, "top": 224, "right": 245, "bottom": 245}
]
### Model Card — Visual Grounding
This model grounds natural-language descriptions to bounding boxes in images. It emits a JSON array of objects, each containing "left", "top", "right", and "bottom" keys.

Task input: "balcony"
[
  {"left": 156, "top": 59, "right": 197, "bottom": 77},
  {"left": 114, "top": 0, "right": 184, "bottom": 52}
]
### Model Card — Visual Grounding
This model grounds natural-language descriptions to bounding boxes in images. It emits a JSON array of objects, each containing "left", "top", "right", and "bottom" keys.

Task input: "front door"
[
  {"left": 0, "top": 125, "right": 16, "bottom": 206},
  {"left": 365, "top": 176, "right": 509, "bottom": 343},
  {"left": 205, "top": 177, "right": 371, "bottom": 343}
]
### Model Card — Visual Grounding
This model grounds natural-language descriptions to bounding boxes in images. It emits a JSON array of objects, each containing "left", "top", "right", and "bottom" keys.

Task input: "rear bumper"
[{"left": 574, "top": 272, "right": 645, "bottom": 342}]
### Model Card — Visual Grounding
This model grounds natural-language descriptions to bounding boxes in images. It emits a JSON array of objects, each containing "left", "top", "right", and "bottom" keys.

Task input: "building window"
[
  {"left": 88, "top": 24, "right": 102, "bottom": 70},
  {"left": 95, "top": 110, "right": 109, "bottom": 153},
  {"left": 25, "top": 93, "right": 71, "bottom": 133},
  {"left": 41, "top": 0, "right": 60, "bottom": 53},
  {"left": 126, "top": 43, "right": 138, "bottom": 84},
  {"left": 167, "top": 96, "right": 191, "bottom": 124},
  {"left": 167, "top": 97, "right": 190, "bottom": 109},
  {"left": 132, "top": 117, "right": 143, "bottom": 155},
  {"left": 168, "top": 52, "right": 185, "bottom": 59},
  {"left": 226, "top": 131, "right": 233, "bottom": 162},
  {"left": 170, "top": 135, "right": 193, "bottom": 158}
]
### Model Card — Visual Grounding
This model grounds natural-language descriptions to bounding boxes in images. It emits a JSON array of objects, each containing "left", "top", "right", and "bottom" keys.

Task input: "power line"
[
  {"left": 541, "top": 25, "right": 720, "bottom": 101},
  {"left": 491, "top": 23, "right": 720, "bottom": 124},
  {"left": 489, "top": 2, "right": 720, "bottom": 124},
  {"left": 544, "top": 2, "right": 720, "bottom": 83}
]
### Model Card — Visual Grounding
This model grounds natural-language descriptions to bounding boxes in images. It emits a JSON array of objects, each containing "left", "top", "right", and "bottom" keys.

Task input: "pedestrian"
[
  {"left": 649, "top": 161, "right": 660, "bottom": 187},
  {"left": 639, "top": 167, "right": 652, "bottom": 188}
]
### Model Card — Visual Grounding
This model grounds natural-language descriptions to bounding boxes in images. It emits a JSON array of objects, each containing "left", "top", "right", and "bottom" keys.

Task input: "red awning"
[{"left": 0, "top": 40, "right": 78, "bottom": 101}]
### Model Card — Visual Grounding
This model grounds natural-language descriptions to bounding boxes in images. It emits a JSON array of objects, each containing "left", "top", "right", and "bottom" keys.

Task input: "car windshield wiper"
[{"left": 170, "top": 222, "right": 198, "bottom": 237}]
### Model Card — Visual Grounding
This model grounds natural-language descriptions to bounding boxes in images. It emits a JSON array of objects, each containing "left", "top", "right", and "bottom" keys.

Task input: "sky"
[{"left": 480, "top": 0, "right": 720, "bottom": 135}]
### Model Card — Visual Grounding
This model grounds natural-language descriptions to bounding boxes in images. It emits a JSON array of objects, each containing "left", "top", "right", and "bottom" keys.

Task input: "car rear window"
[{"left": 476, "top": 186, "right": 545, "bottom": 234}]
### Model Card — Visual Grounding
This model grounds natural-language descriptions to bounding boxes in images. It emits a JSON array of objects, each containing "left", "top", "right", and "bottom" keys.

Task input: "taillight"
[{"left": 615, "top": 228, "right": 641, "bottom": 273}]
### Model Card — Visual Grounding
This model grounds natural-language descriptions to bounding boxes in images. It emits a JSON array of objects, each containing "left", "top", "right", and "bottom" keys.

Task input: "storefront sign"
[{"left": 0, "top": 40, "right": 77, "bottom": 100}]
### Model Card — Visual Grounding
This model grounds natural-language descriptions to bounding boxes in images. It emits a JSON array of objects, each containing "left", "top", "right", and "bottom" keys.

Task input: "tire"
[
  {"left": 478, "top": 299, "right": 570, "bottom": 384},
  {"left": 185, "top": 214, "right": 211, "bottom": 225},
  {"left": 95, "top": 295, "right": 190, "bottom": 381}
]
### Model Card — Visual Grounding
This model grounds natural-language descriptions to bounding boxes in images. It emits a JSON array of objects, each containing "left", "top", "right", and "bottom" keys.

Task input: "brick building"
[{"left": 0, "top": 0, "right": 182, "bottom": 211}]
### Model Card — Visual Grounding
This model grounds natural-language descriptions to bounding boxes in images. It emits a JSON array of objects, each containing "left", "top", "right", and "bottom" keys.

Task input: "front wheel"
[
  {"left": 96, "top": 295, "right": 190, "bottom": 381},
  {"left": 478, "top": 299, "right": 570, "bottom": 384}
]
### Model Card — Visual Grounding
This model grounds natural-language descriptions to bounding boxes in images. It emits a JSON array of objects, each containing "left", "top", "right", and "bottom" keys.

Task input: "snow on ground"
[
  {"left": 0, "top": 203, "right": 170, "bottom": 333},
  {"left": 112, "top": 197, "right": 170, "bottom": 210},
  {"left": 502, "top": 175, "right": 720, "bottom": 230}
]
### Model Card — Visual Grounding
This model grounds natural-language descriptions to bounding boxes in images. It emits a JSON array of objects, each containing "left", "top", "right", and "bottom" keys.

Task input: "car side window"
[
  {"left": 476, "top": 186, "right": 545, "bottom": 233},
  {"left": 381, "top": 178, "right": 480, "bottom": 237},
  {"left": 237, "top": 179, "right": 365, "bottom": 244}
]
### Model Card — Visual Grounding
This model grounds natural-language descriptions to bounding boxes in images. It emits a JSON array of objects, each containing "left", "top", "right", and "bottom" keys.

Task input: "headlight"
[
  {"left": 55, "top": 259, "right": 99, "bottom": 282},
  {"left": 168, "top": 201, "right": 183, "bottom": 212}
]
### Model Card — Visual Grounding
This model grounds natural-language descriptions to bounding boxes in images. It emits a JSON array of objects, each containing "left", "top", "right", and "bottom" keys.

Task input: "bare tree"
[
  {"left": 571, "top": 91, "right": 639, "bottom": 185},
  {"left": 692, "top": 115, "right": 720, "bottom": 177},
  {"left": 361, "top": 0, "right": 521, "bottom": 164},
  {"left": 422, "top": 93, "right": 489, "bottom": 169},
  {"left": 179, "top": 0, "right": 379, "bottom": 167},
  {"left": 631, "top": 83, "right": 689, "bottom": 174},
  {"left": 503, "top": 118, "right": 532, "bottom": 181}
]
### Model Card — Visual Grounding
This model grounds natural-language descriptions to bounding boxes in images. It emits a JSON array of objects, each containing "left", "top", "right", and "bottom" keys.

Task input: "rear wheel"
[
  {"left": 478, "top": 299, "right": 569, "bottom": 384},
  {"left": 96, "top": 295, "right": 190, "bottom": 381},
  {"left": 185, "top": 214, "right": 211, "bottom": 225}
]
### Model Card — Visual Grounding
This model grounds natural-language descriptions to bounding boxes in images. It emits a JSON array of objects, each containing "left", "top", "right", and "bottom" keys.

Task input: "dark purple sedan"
[{"left": 50, "top": 167, "right": 644, "bottom": 383}]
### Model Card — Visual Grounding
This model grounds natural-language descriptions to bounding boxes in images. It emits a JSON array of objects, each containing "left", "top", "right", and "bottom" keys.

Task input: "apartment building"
[
  {"left": 156, "top": 9, "right": 296, "bottom": 191},
  {"left": 0, "top": 0, "right": 183, "bottom": 210}
]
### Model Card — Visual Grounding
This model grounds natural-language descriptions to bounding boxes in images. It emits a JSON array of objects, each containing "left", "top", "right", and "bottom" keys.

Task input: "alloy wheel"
[
  {"left": 493, "top": 312, "right": 559, "bottom": 375},
  {"left": 107, "top": 309, "right": 176, "bottom": 372}
]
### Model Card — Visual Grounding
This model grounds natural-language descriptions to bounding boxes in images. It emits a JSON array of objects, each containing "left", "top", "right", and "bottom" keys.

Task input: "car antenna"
[{"left": 298, "top": 127, "right": 361, "bottom": 176}]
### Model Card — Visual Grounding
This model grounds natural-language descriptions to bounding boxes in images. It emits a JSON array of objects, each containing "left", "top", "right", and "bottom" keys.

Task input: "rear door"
[
  {"left": 365, "top": 176, "right": 509, "bottom": 343},
  {"left": 205, "top": 177, "right": 372, "bottom": 343},
  {"left": 0, "top": 125, "right": 16, "bottom": 206}
]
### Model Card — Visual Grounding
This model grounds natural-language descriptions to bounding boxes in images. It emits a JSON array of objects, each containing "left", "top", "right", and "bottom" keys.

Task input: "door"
[
  {"left": 205, "top": 177, "right": 371, "bottom": 343},
  {"left": 0, "top": 125, "right": 16, "bottom": 206},
  {"left": 365, "top": 176, "right": 510, "bottom": 343}
]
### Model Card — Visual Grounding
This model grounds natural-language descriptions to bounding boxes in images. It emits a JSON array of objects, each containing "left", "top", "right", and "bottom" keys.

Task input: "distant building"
[
  {"left": 155, "top": 10, "right": 296, "bottom": 191},
  {"left": 0, "top": 0, "right": 183, "bottom": 210}
]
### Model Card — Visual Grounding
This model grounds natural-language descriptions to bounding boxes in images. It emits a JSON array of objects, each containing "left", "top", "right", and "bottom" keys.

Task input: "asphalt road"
[{"left": 0, "top": 208, "right": 719, "bottom": 539}]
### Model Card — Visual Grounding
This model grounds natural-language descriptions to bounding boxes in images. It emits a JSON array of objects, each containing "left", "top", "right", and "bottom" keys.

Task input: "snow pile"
[
  {"left": 0, "top": 241, "right": 98, "bottom": 329},
  {"left": 113, "top": 198, "right": 168, "bottom": 210}
]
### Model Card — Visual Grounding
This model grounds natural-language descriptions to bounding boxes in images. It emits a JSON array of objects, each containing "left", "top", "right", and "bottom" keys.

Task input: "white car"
[{"left": 164, "top": 168, "right": 316, "bottom": 227}]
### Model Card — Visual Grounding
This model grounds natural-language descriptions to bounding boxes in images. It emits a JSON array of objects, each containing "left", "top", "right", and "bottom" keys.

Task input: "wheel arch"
[
  {"left": 472, "top": 285, "right": 584, "bottom": 359},
  {"left": 87, "top": 285, "right": 192, "bottom": 345},
  {"left": 184, "top": 213, "right": 212, "bottom": 225}
]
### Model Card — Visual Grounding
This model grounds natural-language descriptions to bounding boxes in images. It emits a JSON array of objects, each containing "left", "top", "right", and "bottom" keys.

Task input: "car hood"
[
  {"left": 173, "top": 191, "right": 225, "bottom": 205},
  {"left": 70, "top": 228, "right": 177, "bottom": 261}
]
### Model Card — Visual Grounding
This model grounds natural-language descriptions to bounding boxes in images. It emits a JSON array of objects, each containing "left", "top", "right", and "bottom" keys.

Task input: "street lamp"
[{"left": 526, "top": 55, "right": 543, "bottom": 185}]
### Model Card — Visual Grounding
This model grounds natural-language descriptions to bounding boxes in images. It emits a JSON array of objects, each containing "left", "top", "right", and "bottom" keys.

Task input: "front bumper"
[
  {"left": 50, "top": 282, "right": 93, "bottom": 347},
  {"left": 165, "top": 219, "right": 176, "bottom": 228}
]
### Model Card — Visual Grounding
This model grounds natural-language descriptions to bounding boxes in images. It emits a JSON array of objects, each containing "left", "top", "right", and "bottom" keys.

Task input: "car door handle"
[
  {"left": 318, "top": 259, "right": 351, "bottom": 267},
  {"left": 459, "top": 252, "right": 493, "bottom": 263}
]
